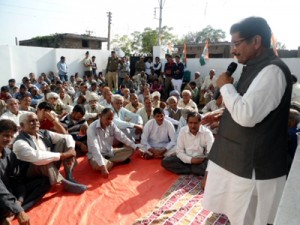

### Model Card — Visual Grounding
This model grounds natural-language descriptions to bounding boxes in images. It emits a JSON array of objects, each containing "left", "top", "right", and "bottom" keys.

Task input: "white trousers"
[
  {"left": 203, "top": 161, "right": 285, "bottom": 225},
  {"left": 171, "top": 79, "right": 182, "bottom": 93}
]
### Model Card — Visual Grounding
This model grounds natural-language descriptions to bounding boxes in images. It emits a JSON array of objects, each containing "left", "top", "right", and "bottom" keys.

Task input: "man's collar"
[{"left": 185, "top": 125, "right": 204, "bottom": 134}]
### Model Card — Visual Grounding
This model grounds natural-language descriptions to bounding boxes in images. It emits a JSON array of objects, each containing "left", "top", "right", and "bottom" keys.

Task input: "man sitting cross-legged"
[
  {"left": 13, "top": 112, "right": 87, "bottom": 194},
  {"left": 162, "top": 111, "right": 214, "bottom": 176},
  {"left": 0, "top": 119, "right": 50, "bottom": 225},
  {"left": 139, "top": 108, "right": 176, "bottom": 159},
  {"left": 87, "top": 108, "right": 140, "bottom": 178}
]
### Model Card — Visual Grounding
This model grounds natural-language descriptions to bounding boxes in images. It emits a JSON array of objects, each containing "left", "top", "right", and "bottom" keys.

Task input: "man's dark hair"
[
  {"left": 101, "top": 107, "right": 113, "bottom": 116},
  {"left": 99, "top": 83, "right": 107, "bottom": 88},
  {"left": 187, "top": 112, "right": 201, "bottom": 122},
  {"left": 20, "top": 84, "right": 27, "bottom": 90},
  {"left": 153, "top": 108, "right": 164, "bottom": 116},
  {"left": 9, "top": 79, "right": 15, "bottom": 83},
  {"left": 37, "top": 102, "right": 53, "bottom": 111},
  {"left": 20, "top": 93, "right": 32, "bottom": 101},
  {"left": 230, "top": 17, "right": 271, "bottom": 48},
  {"left": 60, "top": 56, "right": 65, "bottom": 60},
  {"left": 73, "top": 104, "right": 86, "bottom": 115},
  {"left": 1, "top": 86, "right": 9, "bottom": 92},
  {"left": 22, "top": 76, "right": 29, "bottom": 82},
  {"left": 0, "top": 119, "right": 18, "bottom": 133},
  {"left": 92, "top": 56, "right": 96, "bottom": 59},
  {"left": 189, "top": 81, "right": 197, "bottom": 86},
  {"left": 87, "top": 73, "right": 93, "bottom": 78}
]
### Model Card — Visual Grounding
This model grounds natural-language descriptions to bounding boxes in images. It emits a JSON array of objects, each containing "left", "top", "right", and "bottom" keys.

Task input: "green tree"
[
  {"left": 111, "top": 34, "right": 132, "bottom": 56},
  {"left": 181, "top": 25, "right": 226, "bottom": 44},
  {"left": 111, "top": 26, "right": 176, "bottom": 55},
  {"left": 141, "top": 28, "right": 158, "bottom": 54},
  {"left": 159, "top": 26, "right": 176, "bottom": 45},
  {"left": 131, "top": 31, "right": 142, "bottom": 54}
]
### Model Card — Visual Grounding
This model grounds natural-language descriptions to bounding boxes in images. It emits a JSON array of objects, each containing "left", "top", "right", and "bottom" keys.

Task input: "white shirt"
[
  {"left": 136, "top": 107, "right": 154, "bottom": 125},
  {"left": 85, "top": 104, "right": 104, "bottom": 120},
  {"left": 0, "top": 110, "right": 26, "bottom": 126},
  {"left": 60, "top": 94, "right": 73, "bottom": 106},
  {"left": 201, "top": 99, "right": 223, "bottom": 114},
  {"left": 141, "top": 119, "right": 176, "bottom": 151},
  {"left": 177, "top": 99, "right": 198, "bottom": 111},
  {"left": 111, "top": 107, "right": 143, "bottom": 129},
  {"left": 87, "top": 119, "right": 137, "bottom": 167},
  {"left": 176, "top": 125, "right": 214, "bottom": 164},
  {"left": 193, "top": 77, "right": 203, "bottom": 88},
  {"left": 99, "top": 99, "right": 112, "bottom": 108},
  {"left": 220, "top": 65, "right": 286, "bottom": 127},
  {"left": 201, "top": 76, "right": 217, "bottom": 90},
  {"left": 13, "top": 131, "right": 75, "bottom": 165},
  {"left": 83, "top": 57, "right": 92, "bottom": 71},
  {"left": 145, "top": 61, "right": 153, "bottom": 75}
]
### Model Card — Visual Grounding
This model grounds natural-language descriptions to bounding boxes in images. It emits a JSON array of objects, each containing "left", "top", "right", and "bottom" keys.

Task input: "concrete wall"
[
  {"left": 1, "top": 45, "right": 300, "bottom": 87},
  {"left": 0, "top": 45, "right": 110, "bottom": 86}
]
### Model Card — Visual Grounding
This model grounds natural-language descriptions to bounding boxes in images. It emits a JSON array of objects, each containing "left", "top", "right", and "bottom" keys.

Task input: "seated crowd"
[{"left": 0, "top": 63, "right": 298, "bottom": 225}]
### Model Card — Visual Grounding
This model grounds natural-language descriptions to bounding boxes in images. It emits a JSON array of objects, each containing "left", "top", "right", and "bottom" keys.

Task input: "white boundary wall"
[
  {"left": 1, "top": 45, "right": 300, "bottom": 87},
  {"left": 0, "top": 45, "right": 110, "bottom": 87}
]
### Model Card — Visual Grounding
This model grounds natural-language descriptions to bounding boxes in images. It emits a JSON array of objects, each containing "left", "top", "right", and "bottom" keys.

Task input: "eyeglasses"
[{"left": 231, "top": 38, "right": 249, "bottom": 49}]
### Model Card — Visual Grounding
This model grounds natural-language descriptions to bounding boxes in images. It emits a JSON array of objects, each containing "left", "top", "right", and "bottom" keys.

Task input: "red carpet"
[{"left": 12, "top": 152, "right": 178, "bottom": 225}]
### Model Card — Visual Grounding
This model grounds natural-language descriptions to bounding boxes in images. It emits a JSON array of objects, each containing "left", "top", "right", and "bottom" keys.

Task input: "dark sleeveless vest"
[
  {"left": 167, "top": 108, "right": 182, "bottom": 121},
  {"left": 209, "top": 49, "right": 292, "bottom": 179},
  {"left": 14, "top": 130, "right": 53, "bottom": 173}
]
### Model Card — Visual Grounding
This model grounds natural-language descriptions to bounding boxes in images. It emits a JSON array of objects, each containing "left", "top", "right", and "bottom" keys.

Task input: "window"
[{"left": 82, "top": 40, "right": 89, "bottom": 48}]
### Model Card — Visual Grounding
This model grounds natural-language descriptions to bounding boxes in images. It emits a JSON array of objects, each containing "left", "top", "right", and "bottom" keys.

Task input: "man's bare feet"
[{"left": 2, "top": 214, "right": 14, "bottom": 225}]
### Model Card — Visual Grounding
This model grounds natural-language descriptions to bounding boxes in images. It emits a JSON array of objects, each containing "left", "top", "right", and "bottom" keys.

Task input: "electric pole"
[
  {"left": 107, "top": 11, "right": 112, "bottom": 50},
  {"left": 158, "top": 0, "right": 163, "bottom": 46}
]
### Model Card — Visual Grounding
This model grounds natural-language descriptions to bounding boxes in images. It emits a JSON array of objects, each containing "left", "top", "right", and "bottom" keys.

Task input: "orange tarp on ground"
[{"left": 13, "top": 153, "right": 178, "bottom": 225}]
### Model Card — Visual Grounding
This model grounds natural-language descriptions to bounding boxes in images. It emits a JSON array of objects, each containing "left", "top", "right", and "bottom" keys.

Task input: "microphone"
[{"left": 213, "top": 62, "right": 238, "bottom": 100}]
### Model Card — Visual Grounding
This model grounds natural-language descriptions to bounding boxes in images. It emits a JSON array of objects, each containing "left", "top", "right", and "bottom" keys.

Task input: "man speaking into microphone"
[{"left": 202, "top": 17, "right": 292, "bottom": 225}]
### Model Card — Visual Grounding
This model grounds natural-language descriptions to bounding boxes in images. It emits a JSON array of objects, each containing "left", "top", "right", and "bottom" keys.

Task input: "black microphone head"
[{"left": 226, "top": 62, "right": 238, "bottom": 76}]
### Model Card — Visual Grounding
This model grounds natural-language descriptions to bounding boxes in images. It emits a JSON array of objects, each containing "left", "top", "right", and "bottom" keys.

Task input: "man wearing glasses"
[{"left": 202, "top": 17, "right": 292, "bottom": 225}]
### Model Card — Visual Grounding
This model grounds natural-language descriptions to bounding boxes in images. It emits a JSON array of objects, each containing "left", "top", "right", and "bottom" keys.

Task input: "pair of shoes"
[{"left": 61, "top": 179, "right": 87, "bottom": 194}]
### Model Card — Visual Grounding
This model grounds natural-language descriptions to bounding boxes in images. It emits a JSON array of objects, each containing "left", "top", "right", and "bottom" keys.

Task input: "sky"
[{"left": 0, "top": 0, "right": 299, "bottom": 50}]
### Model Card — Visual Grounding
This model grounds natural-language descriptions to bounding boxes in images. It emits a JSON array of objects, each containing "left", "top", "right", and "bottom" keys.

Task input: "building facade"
[
  {"left": 175, "top": 43, "right": 300, "bottom": 58},
  {"left": 19, "top": 33, "right": 108, "bottom": 50}
]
